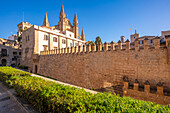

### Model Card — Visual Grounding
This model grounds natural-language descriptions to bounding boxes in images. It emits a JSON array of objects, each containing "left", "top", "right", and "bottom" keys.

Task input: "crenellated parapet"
[
  {"left": 40, "top": 37, "right": 165, "bottom": 56},
  {"left": 123, "top": 80, "right": 170, "bottom": 105}
]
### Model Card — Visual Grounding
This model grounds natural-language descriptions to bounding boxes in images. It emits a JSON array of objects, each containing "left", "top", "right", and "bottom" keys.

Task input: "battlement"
[
  {"left": 40, "top": 37, "right": 168, "bottom": 56},
  {"left": 123, "top": 81, "right": 170, "bottom": 105}
]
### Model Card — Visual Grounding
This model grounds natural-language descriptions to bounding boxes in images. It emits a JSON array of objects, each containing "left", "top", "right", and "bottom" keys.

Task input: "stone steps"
[{"left": 105, "top": 85, "right": 124, "bottom": 96}]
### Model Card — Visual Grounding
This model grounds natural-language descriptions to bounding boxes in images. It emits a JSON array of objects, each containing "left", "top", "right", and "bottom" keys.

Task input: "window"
[
  {"left": 3, "top": 42, "right": 5, "bottom": 45},
  {"left": 13, "top": 52, "right": 17, "bottom": 55},
  {"left": 62, "top": 39, "right": 66, "bottom": 44},
  {"left": 75, "top": 43, "right": 79, "bottom": 46},
  {"left": 43, "top": 45, "right": 47, "bottom": 51},
  {"left": 70, "top": 34, "right": 71, "bottom": 37},
  {"left": 24, "top": 27, "right": 27, "bottom": 30},
  {"left": 139, "top": 40, "right": 143, "bottom": 44},
  {"left": 12, "top": 58, "right": 15, "bottom": 61},
  {"left": 44, "top": 35, "right": 48, "bottom": 40},
  {"left": 2, "top": 49, "right": 7, "bottom": 56},
  {"left": 70, "top": 43, "right": 72, "bottom": 47},
  {"left": 149, "top": 40, "right": 151, "bottom": 44},
  {"left": 25, "top": 48, "right": 29, "bottom": 53},
  {"left": 134, "top": 37, "right": 135, "bottom": 39},
  {"left": 53, "top": 37, "right": 57, "bottom": 42},
  {"left": 26, "top": 36, "right": 29, "bottom": 42},
  {"left": 19, "top": 52, "right": 21, "bottom": 55},
  {"left": 151, "top": 40, "right": 153, "bottom": 43},
  {"left": 54, "top": 47, "right": 57, "bottom": 49}
]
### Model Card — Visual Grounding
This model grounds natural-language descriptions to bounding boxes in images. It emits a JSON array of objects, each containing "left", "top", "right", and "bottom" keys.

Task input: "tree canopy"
[{"left": 95, "top": 36, "right": 102, "bottom": 45}]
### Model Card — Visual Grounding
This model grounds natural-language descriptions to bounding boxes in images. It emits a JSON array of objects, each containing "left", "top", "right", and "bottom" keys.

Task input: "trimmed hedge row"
[
  {"left": 0, "top": 66, "right": 31, "bottom": 87},
  {"left": 0, "top": 67, "right": 170, "bottom": 112},
  {"left": 17, "top": 65, "right": 29, "bottom": 70}
]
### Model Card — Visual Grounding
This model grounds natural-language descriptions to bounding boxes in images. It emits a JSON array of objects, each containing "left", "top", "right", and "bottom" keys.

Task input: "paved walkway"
[
  {"left": 0, "top": 83, "right": 25, "bottom": 113},
  {"left": 31, "top": 74, "right": 98, "bottom": 94}
]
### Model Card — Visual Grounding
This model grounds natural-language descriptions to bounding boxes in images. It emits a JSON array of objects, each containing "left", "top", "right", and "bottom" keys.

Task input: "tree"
[
  {"left": 95, "top": 36, "right": 102, "bottom": 45},
  {"left": 87, "top": 41, "right": 94, "bottom": 50},
  {"left": 88, "top": 41, "right": 94, "bottom": 45},
  {"left": 95, "top": 36, "right": 102, "bottom": 50}
]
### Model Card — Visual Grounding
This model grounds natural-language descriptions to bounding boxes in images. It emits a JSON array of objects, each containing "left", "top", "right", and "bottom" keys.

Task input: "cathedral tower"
[
  {"left": 58, "top": 5, "right": 66, "bottom": 31},
  {"left": 130, "top": 30, "right": 140, "bottom": 42},
  {"left": 73, "top": 12, "right": 79, "bottom": 39},
  {"left": 42, "top": 12, "right": 49, "bottom": 27}
]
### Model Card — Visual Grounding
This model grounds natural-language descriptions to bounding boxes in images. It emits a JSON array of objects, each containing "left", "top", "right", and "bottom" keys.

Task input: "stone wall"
[
  {"left": 21, "top": 26, "right": 35, "bottom": 71},
  {"left": 123, "top": 82, "right": 170, "bottom": 105},
  {"left": 34, "top": 38, "right": 170, "bottom": 90}
]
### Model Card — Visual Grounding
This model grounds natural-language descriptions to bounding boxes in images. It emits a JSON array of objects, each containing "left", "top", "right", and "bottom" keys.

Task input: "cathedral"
[
  {"left": 19, "top": 5, "right": 85, "bottom": 72},
  {"left": 43, "top": 5, "right": 85, "bottom": 40}
]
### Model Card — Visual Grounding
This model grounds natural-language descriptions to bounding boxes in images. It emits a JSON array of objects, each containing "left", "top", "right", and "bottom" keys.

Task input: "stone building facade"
[
  {"left": 0, "top": 38, "right": 22, "bottom": 66},
  {"left": 107, "top": 30, "right": 168, "bottom": 50},
  {"left": 20, "top": 5, "right": 85, "bottom": 71}
]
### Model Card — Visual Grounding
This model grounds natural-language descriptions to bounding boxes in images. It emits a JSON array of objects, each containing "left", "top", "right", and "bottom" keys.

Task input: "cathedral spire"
[
  {"left": 73, "top": 12, "right": 79, "bottom": 39},
  {"left": 43, "top": 12, "right": 49, "bottom": 27},
  {"left": 73, "top": 12, "right": 78, "bottom": 24},
  {"left": 60, "top": 4, "right": 65, "bottom": 18},
  {"left": 81, "top": 28, "right": 85, "bottom": 41}
]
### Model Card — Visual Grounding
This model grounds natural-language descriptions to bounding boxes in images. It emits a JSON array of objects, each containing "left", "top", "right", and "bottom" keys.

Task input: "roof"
[{"left": 136, "top": 36, "right": 155, "bottom": 40}]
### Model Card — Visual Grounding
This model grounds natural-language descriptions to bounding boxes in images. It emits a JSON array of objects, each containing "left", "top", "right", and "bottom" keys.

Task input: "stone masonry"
[{"left": 33, "top": 37, "right": 170, "bottom": 90}]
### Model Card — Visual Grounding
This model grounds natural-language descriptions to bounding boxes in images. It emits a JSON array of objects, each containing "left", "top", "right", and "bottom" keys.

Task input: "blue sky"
[{"left": 0, "top": 0, "right": 170, "bottom": 43}]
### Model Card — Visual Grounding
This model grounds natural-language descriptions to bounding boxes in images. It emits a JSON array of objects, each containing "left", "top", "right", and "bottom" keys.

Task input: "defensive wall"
[
  {"left": 123, "top": 81, "right": 170, "bottom": 105},
  {"left": 33, "top": 37, "right": 170, "bottom": 91}
]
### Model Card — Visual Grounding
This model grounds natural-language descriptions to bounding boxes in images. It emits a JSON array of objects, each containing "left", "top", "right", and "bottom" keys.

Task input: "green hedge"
[
  {"left": 0, "top": 67, "right": 170, "bottom": 112},
  {"left": 17, "top": 65, "right": 29, "bottom": 70},
  {"left": 0, "top": 66, "right": 31, "bottom": 87}
]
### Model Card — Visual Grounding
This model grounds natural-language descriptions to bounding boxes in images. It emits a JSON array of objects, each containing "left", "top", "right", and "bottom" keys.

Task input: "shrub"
[
  {"left": 0, "top": 66, "right": 31, "bottom": 87},
  {"left": 17, "top": 65, "right": 29, "bottom": 70}
]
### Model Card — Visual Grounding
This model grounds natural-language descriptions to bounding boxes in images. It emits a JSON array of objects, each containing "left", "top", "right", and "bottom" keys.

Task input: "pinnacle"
[
  {"left": 74, "top": 12, "right": 78, "bottom": 23},
  {"left": 60, "top": 4, "right": 65, "bottom": 17},
  {"left": 81, "top": 28, "right": 85, "bottom": 41},
  {"left": 43, "top": 12, "right": 49, "bottom": 27}
]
